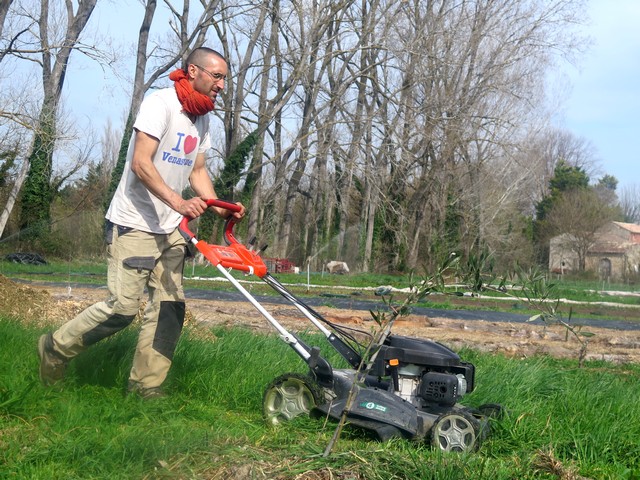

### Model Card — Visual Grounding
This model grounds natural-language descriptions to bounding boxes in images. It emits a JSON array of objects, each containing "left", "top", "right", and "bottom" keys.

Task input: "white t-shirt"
[{"left": 106, "top": 88, "right": 212, "bottom": 234}]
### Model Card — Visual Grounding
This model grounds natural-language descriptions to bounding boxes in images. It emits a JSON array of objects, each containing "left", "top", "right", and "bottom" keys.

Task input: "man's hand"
[
  {"left": 176, "top": 197, "right": 209, "bottom": 219},
  {"left": 215, "top": 202, "right": 246, "bottom": 220},
  {"left": 177, "top": 198, "right": 246, "bottom": 221}
]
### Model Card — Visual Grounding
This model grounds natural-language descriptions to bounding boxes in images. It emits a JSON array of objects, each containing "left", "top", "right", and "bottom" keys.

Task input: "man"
[{"left": 38, "top": 47, "right": 244, "bottom": 399}]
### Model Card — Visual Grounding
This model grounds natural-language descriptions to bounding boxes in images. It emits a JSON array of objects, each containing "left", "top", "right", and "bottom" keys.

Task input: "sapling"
[{"left": 323, "top": 254, "right": 459, "bottom": 457}]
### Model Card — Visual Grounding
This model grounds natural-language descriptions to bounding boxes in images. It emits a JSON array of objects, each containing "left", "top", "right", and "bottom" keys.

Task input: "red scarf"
[{"left": 169, "top": 69, "right": 215, "bottom": 116}]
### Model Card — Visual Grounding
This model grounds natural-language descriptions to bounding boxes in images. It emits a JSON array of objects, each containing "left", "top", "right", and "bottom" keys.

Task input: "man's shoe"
[
  {"left": 127, "top": 381, "right": 167, "bottom": 400},
  {"left": 37, "top": 333, "right": 68, "bottom": 386}
]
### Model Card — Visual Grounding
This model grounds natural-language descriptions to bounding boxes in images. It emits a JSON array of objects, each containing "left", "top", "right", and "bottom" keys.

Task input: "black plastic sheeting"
[{"left": 4, "top": 253, "right": 48, "bottom": 265}]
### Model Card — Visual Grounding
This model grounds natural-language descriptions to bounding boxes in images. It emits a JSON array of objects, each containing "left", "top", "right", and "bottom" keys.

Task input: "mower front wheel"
[
  {"left": 430, "top": 410, "right": 481, "bottom": 453},
  {"left": 263, "top": 373, "right": 323, "bottom": 426}
]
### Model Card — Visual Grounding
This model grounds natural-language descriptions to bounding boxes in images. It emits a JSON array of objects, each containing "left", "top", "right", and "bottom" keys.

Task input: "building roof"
[
  {"left": 550, "top": 222, "right": 640, "bottom": 255},
  {"left": 612, "top": 222, "right": 640, "bottom": 234},
  {"left": 587, "top": 241, "right": 629, "bottom": 255}
]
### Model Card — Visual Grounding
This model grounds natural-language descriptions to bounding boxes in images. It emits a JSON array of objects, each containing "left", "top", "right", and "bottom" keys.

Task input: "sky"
[
  {"left": 62, "top": 0, "right": 640, "bottom": 190},
  {"left": 559, "top": 0, "right": 640, "bottom": 189}
]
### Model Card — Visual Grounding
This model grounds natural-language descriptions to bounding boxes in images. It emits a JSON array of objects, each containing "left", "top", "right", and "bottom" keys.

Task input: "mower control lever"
[
  {"left": 178, "top": 198, "right": 268, "bottom": 278},
  {"left": 178, "top": 198, "right": 242, "bottom": 242}
]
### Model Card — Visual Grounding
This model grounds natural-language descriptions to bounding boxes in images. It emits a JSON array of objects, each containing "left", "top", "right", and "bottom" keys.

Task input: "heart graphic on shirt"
[{"left": 184, "top": 135, "right": 198, "bottom": 154}]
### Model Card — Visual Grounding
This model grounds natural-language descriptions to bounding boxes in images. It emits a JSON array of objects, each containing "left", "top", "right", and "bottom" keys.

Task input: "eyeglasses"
[{"left": 193, "top": 64, "right": 226, "bottom": 82}]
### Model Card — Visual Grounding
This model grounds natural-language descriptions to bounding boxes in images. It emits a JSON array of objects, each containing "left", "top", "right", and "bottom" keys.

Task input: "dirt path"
[{"left": 3, "top": 277, "right": 639, "bottom": 364}]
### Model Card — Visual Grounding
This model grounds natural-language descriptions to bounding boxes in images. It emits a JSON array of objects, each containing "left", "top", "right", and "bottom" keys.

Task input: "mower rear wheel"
[
  {"left": 263, "top": 373, "right": 323, "bottom": 426},
  {"left": 470, "top": 403, "right": 505, "bottom": 441},
  {"left": 430, "top": 410, "right": 481, "bottom": 453},
  {"left": 476, "top": 402, "right": 504, "bottom": 419}
]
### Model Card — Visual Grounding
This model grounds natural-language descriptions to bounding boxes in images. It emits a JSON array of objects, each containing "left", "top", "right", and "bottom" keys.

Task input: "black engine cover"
[{"left": 419, "top": 371, "right": 460, "bottom": 406}]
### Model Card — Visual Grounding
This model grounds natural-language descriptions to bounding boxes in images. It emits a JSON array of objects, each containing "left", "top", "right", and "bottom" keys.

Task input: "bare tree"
[
  {"left": 618, "top": 183, "right": 640, "bottom": 224},
  {"left": 100, "top": 119, "right": 120, "bottom": 174},
  {"left": 210, "top": 0, "right": 363, "bottom": 258},
  {"left": 235, "top": 0, "right": 588, "bottom": 271},
  {"left": 544, "top": 188, "right": 618, "bottom": 271},
  {"left": 2, "top": 0, "right": 591, "bottom": 268},
  {"left": 0, "top": 128, "right": 30, "bottom": 238},
  {"left": 403, "top": 1, "right": 589, "bottom": 270},
  {"left": 214, "top": 0, "right": 282, "bottom": 240},
  {"left": 1, "top": 0, "right": 98, "bottom": 241},
  {"left": 524, "top": 128, "right": 600, "bottom": 210}
]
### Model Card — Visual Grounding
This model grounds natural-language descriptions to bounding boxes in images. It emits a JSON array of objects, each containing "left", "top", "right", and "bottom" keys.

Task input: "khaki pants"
[{"left": 52, "top": 223, "right": 188, "bottom": 389}]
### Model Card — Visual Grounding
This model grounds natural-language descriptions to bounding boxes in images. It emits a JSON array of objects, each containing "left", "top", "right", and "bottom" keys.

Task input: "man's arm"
[{"left": 131, "top": 130, "right": 209, "bottom": 218}]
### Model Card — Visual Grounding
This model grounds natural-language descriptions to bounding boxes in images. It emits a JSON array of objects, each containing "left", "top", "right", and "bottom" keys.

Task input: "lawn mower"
[{"left": 179, "top": 199, "right": 500, "bottom": 453}]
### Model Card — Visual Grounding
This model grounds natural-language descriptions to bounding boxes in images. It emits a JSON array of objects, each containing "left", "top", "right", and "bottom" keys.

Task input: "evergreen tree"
[
  {"left": 534, "top": 159, "right": 590, "bottom": 265},
  {"left": 104, "top": 114, "right": 134, "bottom": 212},
  {"left": 535, "top": 159, "right": 589, "bottom": 222},
  {"left": 19, "top": 105, "right": 57, "bottom": 241},
  {"left": 197, "top": 131, "right": 258, "bottom": 242}
]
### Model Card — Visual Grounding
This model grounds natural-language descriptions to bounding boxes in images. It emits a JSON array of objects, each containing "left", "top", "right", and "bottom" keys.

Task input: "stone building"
[{"left": 549, "top": 222, "right": 640, "bottom": 281}]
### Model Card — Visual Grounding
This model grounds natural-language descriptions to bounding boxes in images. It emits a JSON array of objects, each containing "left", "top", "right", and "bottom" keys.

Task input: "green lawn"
[{"left": 1, "top": 316, "right": 639, "bottom": 479}]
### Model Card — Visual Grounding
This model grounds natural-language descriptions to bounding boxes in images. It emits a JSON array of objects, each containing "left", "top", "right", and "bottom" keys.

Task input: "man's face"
[{"left": 189, "top": 55, "right": 228, "bottom": 105}]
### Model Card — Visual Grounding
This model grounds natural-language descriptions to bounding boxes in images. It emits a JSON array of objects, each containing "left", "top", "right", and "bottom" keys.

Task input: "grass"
[{"left": 2, "top": 315, "right": 640, "bottom": 479}]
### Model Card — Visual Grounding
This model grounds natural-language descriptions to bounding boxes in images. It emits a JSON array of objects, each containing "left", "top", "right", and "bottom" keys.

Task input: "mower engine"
[
  {"left": 394, "top": 367, "right": 468, "bottom": 407},
  {"left": 369, "top": 334, "right": 475, "bottom": 409}
]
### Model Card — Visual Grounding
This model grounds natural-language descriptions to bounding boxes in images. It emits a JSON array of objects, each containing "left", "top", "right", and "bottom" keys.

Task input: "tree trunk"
[
  {"left": 0, "top": 0, "right": 14, "bottom": 39},
  {"left": 0, "top": 156, "right": 29, "bottom": 238},
  {"left": 19, "top": 0, "right": 97, "bottom": 239}
]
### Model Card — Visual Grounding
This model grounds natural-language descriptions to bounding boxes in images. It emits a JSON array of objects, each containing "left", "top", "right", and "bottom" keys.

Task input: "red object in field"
[{"left": 264, "top": 258, "right": 295, "bottom": 274}]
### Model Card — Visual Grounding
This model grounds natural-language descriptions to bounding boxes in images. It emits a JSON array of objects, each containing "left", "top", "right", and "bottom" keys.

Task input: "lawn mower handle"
[{"left": 178, "top": 198, "right": 242, "bottom": 244}]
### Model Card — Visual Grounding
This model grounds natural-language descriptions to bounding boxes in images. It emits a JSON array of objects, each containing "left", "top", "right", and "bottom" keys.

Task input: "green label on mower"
[{"left": 359, "top": 401, "right": 387, "bottom": 413}]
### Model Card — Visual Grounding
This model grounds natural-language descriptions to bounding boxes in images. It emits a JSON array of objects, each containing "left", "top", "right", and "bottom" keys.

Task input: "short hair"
[{"left": 184, "top": 47, "right": 226, "bottom": 70}]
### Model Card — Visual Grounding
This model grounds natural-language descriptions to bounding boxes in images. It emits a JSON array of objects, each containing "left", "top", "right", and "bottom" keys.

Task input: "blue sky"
[
  {"left": 560, "top": 0, "right": 640, "bottom": 189},
  {"left": 64, "top": 0, "right": 639, "bottom": 190}
]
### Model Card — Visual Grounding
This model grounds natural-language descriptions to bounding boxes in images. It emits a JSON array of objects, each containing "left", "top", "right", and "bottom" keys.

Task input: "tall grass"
[{"left": 1, "top": 315, "right": 639, "bottom": 479}]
